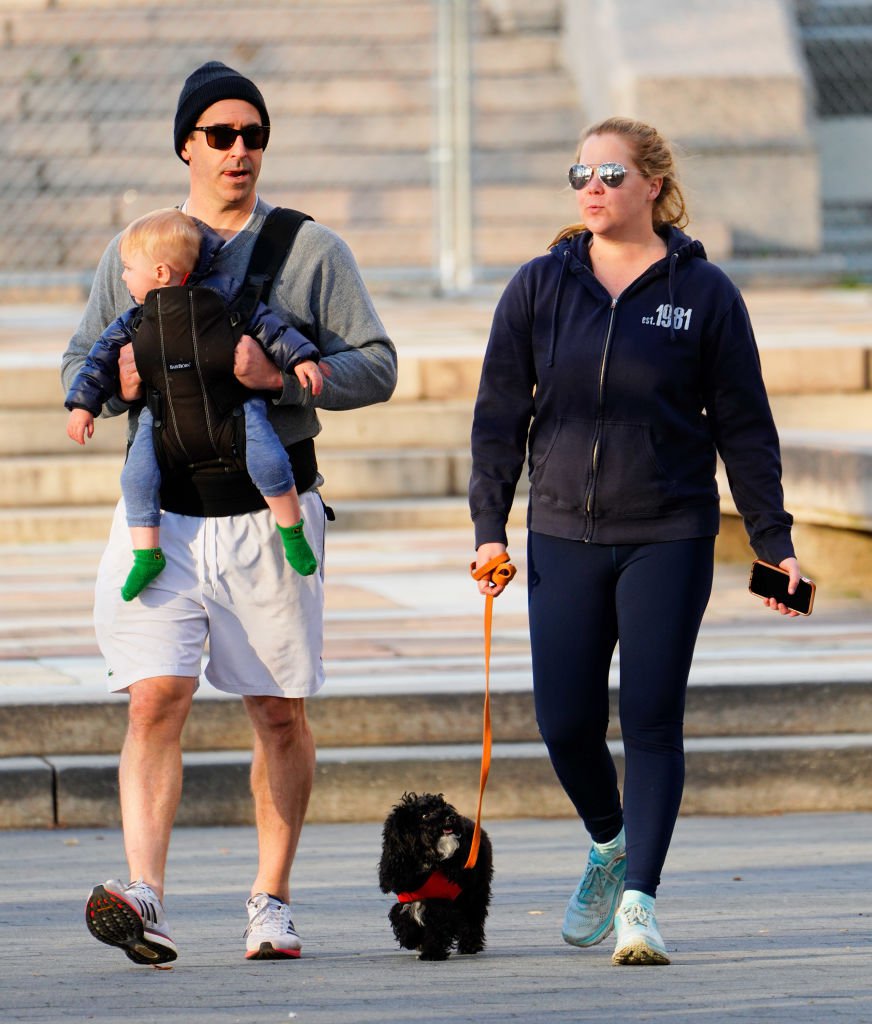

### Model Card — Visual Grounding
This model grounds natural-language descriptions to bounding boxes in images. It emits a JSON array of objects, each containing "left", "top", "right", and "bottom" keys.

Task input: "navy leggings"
[{"left": 527, "top": 532, "right": 715, "bottom": 897}]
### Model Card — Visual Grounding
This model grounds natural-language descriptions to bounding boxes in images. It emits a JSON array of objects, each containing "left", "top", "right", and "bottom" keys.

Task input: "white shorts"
[{"left": 93, "top": 492, "right": 326, "bottom": 698}]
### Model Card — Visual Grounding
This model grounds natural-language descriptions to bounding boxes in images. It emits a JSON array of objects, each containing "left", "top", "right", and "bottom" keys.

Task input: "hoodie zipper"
[{"left": 582, "top": 296, "right": 618, "bottom": 542}]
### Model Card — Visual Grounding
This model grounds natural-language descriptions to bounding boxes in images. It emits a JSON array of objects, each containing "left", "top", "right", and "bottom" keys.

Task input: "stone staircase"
[
  {"left": 3, "top": 528, "right": 872, "bottom": 830},
  {"left": 0, "top": 296, "right": 498, "bottom": 543},
  {"left": 2, "top": 289, "right": 872, "bottom": 829},
  {"left": 1, "top": 0, "right": 578, "bottom": 292}
]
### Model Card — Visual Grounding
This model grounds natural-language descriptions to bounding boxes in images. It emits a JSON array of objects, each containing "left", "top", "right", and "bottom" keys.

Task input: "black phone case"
[{"left": 748, "top": 560, "right": 815, "bottom": 615}]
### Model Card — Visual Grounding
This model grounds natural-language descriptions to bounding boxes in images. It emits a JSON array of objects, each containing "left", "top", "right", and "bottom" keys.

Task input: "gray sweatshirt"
[{"left": 61, "top": 198, "right": 398, "bottom": 447}]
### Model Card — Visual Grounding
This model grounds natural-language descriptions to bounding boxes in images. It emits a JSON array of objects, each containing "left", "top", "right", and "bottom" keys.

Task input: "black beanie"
[{"left": 174, "top": 60, "right": 270, "bottom": 161}]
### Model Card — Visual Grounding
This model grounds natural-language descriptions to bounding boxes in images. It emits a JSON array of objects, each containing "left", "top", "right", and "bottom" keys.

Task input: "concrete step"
[
  {"left": 3, "top": 673, "right": 871, "bottom": 760},
  {"left": 1, "top": 35, "right": 559, "bottom": 88},
  {"left": 10, "top": 345, "right": 872, "bottom": 412},
  {"left": 0, "top": 447, "right": 472, "bottom": 508},
  {"left": 0, "top": 496, "right": 503, "bottom": 544},
  {"left": 0, "top": 400, "right": 475, "bottom": 456},
  {"left": 6, "top": 4, "right": 435, "bottom": 47},
  {"left": 6, "top": 735, "right": 872, "bottom": 829}
]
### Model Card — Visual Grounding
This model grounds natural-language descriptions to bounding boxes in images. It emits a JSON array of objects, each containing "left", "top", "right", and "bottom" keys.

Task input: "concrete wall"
[{"left": 560, "top": 0, "right": 821, "bottom": 255}]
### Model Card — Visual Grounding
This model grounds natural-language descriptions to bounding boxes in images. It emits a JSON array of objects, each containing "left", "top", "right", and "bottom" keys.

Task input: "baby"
[{"left": 65, "top": 208, "right": 322, "bottom": 600}]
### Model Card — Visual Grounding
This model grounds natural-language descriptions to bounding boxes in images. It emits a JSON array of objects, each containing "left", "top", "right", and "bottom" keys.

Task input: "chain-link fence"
[
  {"left": 3, "top": 0, "right": 872, "bottom": 297},
  {"left": 797, "top": 0, "right": 872, "bottom": 257},
  {"left": 2, "top": 0, "right": 445, "bottom": 295}
]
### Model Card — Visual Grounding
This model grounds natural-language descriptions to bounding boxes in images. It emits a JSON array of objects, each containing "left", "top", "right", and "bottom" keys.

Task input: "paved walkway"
[{"left": 2, "top": 812, "right": 871, "bottom": 1023}]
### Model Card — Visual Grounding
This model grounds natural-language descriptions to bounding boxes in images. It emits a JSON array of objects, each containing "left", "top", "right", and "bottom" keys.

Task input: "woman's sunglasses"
[
  {"left": 568, "top": 162, "right": 636, "bottom": 190},
  {"left": 191, "top": 124, "right": 270, "bottom": 151}
]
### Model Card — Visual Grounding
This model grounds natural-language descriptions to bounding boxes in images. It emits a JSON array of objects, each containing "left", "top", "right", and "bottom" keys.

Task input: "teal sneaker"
[
  {"left": 612, "top": 893, "right": 670, "bottom": 965},
  {"left": 562, "top": 841, "right": 627, "bottom": 947}
]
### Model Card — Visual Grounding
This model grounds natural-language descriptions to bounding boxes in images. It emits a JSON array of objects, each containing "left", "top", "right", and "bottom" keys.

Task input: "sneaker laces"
[
  {"left": 126, "top": 879, "right": 158, "bottom": 901},
  {"left": 621, "top": 902, "right": 652, "bottom": 927},
  {"left": 577, "top": 856, "right": 622, "bottom": 901},
  {"left": 245, "top": 895, "right": 292, "bottom": 938}
]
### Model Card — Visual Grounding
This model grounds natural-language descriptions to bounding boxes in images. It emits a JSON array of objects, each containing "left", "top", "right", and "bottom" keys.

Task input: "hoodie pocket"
[
  {"left": 528, "top": 417, "right": 595, "bottom": 512},
  {"left": 593, "top": 422, "right": 675, "bottom": 516}
]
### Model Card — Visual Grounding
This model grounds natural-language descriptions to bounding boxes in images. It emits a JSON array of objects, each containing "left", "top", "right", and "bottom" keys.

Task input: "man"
[{"left": 61, "top": 61, "right": 397, "bottom": 964}]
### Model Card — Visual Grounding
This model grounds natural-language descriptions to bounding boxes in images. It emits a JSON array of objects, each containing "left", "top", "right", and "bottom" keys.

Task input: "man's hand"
[
  {"left": 118, "top": 343, "right": 143, "bottom": 402},
  {"left": 234, "top": 335, "right": 283, "bottom": 391}
]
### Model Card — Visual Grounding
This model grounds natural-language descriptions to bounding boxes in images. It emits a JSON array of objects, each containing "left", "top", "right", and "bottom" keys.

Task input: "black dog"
[{"left": 378, "top": 792, "right": 493, "bottom": 961}]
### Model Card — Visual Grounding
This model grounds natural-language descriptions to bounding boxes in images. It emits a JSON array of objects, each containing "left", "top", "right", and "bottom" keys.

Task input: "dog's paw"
[{"left": 418, "top": 948, "right": 451, "bottom": 961}]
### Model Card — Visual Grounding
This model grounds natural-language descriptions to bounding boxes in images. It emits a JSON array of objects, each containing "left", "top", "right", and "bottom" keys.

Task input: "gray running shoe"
[{"left": 244, "top": 892, "right": 302, "bottom": 960}]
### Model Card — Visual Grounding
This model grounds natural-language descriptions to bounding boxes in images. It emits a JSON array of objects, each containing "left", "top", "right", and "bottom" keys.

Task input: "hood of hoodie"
[{"left": 546, "top": 226, "right": 707, "bottom": 365}]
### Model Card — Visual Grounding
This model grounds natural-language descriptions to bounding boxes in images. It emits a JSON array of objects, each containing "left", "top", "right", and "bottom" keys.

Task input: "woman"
[{"left": 469, "top": 117, "right": 801, "bottom": 965}]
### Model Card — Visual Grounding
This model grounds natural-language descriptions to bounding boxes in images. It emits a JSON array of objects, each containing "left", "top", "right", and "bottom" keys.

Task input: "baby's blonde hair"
[
  {"left": 119, "top": 208, "right": 202, "bottom": 275},
  {"left": 550, "top": 117, "right": 689, "bottom": 248}
]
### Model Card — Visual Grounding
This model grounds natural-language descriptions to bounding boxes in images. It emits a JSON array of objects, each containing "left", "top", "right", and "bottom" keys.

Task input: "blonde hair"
[
  {"left": 119, "top": 208, "right": 202, "bottom": 275},
  {"left": 550, "top": 117, "right": 689, "bottom": 248}
]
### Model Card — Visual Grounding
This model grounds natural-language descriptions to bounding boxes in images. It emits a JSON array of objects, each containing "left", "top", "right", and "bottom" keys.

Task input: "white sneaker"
[
  {"left": 244, "top": 893, "right": 302, "bottom": 960},
  {"left": 86, "top": 879, "right": 178, "bottom": 965},
  {"left": 612, "top": 897, "right": 670, "bottom": 965}
]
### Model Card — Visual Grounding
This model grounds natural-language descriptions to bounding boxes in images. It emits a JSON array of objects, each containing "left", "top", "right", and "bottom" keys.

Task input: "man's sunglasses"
[
  {"left": 568, "top": 162, "right": 637, "bottom": 190},
  {"left": 191, "top": 124, "right": 270, "bottom": 151}
]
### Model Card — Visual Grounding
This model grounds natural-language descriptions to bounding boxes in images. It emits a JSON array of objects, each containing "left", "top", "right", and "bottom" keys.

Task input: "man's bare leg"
[
  {"left": 243, "top": 695, "right": 315, "bottom": 903},
  {"left": 119, "top": 675, "right": 197, "bottom": 900}
]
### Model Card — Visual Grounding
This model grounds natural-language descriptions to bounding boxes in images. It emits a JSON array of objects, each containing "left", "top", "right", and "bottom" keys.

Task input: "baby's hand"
[
  {"left": 294, "top": 359, "right": 324, "bottom": 397},
  {"left": 67, "top": 409, "right": 95, "bottom": 445}
]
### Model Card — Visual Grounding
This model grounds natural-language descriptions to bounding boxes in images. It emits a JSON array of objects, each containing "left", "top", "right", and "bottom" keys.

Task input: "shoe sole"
[
  {"left": 245, "top": 941, "right": 302, "bottom": 960},
  {"left": 562, "top": 916, "right": 616, "bottom": 948},
  {"left": 612, "top": 940, "right": 670, "bottom": 966},
  {"left": 86, "top": 885, "right": 178, "bottom": 966}
]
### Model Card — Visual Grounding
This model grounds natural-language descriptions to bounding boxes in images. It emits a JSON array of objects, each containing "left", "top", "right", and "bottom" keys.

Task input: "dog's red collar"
[{"left": 396, "top": 869, "right": 462, "bottom": 903}]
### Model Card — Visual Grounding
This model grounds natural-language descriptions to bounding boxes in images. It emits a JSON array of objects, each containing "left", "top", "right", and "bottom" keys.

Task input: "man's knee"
[
  {"left": 127, "top": 676, "right": 196, "bottom": 734},
  {"left": 244, "top": 695, "right": 309, "bottom": 739}
]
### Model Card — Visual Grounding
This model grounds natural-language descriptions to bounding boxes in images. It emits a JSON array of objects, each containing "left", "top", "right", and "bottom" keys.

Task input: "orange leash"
[{"left": 464, "top": 552, "right": 516, "bottom": 870}]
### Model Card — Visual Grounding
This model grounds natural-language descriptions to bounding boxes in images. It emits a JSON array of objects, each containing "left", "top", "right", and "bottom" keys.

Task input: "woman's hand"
[
  {"left": 474, "top": 542, "right": 509, "bottom": 597},
  {"left": 762, "top": 556, "right": 801, "bottom": 617}
]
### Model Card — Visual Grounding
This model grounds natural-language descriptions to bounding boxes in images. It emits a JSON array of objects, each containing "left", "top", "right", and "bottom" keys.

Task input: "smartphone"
[{"left": 748, "top": 560, "right": 815, "bottom": 616}]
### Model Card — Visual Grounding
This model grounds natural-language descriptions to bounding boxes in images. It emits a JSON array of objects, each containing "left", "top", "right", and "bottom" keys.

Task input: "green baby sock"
[
  {"left": 121, "top": 548, "right": 166, "bottom": 602},
  {"left": 277, "top": 520, "right": 317, "bottom": 576}
]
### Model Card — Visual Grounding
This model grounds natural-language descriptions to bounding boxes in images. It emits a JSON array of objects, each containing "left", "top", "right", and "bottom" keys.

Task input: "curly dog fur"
[{"left": 378, "top": 792, "right": 493, "bottom": 961}]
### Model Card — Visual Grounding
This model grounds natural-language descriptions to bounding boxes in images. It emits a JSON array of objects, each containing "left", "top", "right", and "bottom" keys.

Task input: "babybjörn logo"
[
  {"left": 168, "top": 361, "right": 193, "bottom": 371},
  {"left": 641, "top": 304, "right": 693, "bottom": 331}
]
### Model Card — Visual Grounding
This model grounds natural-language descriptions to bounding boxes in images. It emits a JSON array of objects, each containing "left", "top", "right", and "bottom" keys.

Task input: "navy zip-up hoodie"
[{"left": 469, "top": 226, "right": 794, "bottom": 565}]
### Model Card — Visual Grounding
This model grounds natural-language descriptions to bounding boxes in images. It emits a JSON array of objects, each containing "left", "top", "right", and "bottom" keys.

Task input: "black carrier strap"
[
  {"left": 234, "top": 207, "right": 313, "bottom": 327},
  {"left": 150, "top": 207, "right": 316, "bottom": 517}
]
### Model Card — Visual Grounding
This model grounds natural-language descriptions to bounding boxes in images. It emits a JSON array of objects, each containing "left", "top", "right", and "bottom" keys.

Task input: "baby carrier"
[{"left": 131, "top": 207, "right": 314, "bottom": 516}]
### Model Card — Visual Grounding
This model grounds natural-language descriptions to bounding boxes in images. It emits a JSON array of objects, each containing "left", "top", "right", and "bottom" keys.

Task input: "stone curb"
[
  {"left": 3, "top": 677, "right": 872, "bottom": 759},
  {"left": 4, "top": 737, "right": 872, "bottom": 830}
]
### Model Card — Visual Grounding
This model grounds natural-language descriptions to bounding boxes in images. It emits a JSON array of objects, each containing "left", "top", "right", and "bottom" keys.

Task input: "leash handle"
[
  {"left": 464, "top": 552, "right": 516, "bottom": 870},
  {"left": 470, "top": 551, "right": 517, "bottom": 588}
]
